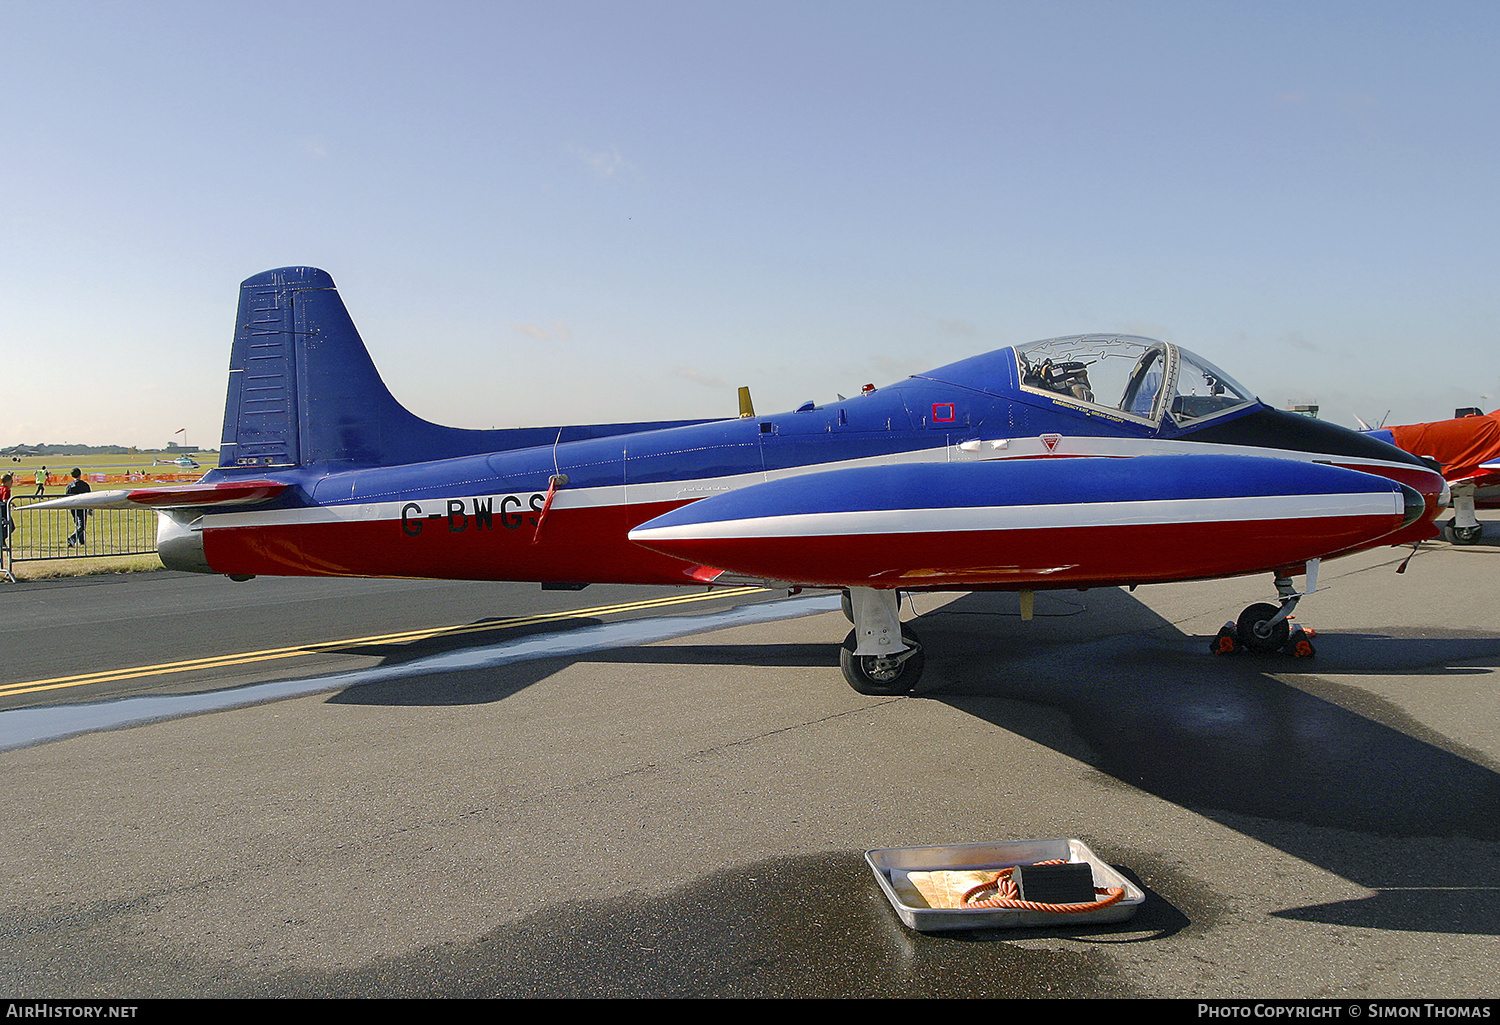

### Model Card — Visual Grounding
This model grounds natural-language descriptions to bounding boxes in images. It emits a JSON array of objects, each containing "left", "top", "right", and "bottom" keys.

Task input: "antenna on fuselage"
[{"left": 738, "top": 386, "right": 755, "bottom": 418}]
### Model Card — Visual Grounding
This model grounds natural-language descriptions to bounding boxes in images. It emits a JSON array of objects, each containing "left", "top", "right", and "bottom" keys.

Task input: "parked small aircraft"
[
  {"left": 153, "top": 455, "right": 201, "bottom": 469},
  {"left": 32, "top": 268, "right": 1447, "bottom": 693},
  {"left": 1363, "top": 410, "right": 1500, "bottom": 544}
]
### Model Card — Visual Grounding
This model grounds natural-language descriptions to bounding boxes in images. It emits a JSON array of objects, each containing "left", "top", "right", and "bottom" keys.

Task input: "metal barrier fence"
[{"left": 5, "top": 494, "right": 158, "bottom": 563}]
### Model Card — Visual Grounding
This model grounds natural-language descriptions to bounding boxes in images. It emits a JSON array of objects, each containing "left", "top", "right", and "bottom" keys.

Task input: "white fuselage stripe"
[{"left": 627, "top": 492, "right": 1402, "bottom": 542}]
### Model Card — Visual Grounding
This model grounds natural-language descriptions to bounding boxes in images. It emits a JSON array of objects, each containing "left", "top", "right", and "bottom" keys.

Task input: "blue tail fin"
[
  {"left": 219, "top": 267, "right": 716, "bottom": 471},
  {"left": 220, "top": 267, "right": 429, "bottom": 469}
]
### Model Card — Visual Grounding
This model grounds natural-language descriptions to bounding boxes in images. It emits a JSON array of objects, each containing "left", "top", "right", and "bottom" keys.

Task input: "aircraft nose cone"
[{"left": 1400, "top": 482, "right": 1426, "bottom": 529}]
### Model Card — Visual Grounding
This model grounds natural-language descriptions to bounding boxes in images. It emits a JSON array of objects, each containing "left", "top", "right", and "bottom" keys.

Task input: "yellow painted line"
[{"left": 0, "top": 586, "right": 766, "bottom": 699}]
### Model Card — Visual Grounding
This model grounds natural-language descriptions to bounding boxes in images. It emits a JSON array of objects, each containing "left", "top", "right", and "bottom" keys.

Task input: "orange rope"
[
  {"left": 530, "top": 475, "right": 565, "bottom": 545},
  {"left": 960, "top": 859, "right": 1126, "bottom": 913}
]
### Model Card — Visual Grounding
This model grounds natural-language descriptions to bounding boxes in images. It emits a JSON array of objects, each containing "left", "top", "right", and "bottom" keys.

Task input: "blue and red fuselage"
[
  {"left": 189, "top": 404, "right": 1442, "bottom": 590},
  {"left": 156, "top": 268, "right": 1442, "bottom": 592}
]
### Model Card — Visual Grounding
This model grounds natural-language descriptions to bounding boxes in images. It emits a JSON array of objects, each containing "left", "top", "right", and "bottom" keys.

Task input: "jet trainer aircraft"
[{"left": 33, "top": 267, "right": 1447, "bottom": 693}]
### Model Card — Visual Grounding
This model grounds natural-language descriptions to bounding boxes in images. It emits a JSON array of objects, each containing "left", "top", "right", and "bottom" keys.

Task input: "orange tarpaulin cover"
[{"left": 1389, "top": 411, "right": 1500, "bottom": 482}]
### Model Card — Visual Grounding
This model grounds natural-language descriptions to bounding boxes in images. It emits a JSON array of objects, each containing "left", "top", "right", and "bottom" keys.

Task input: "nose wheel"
[
  {"left": 1212, "top": 572, "right": 1317, "bottom": 658},
  {"left": 1236, "top": 602, "right": 1289, "bottom": 653}
]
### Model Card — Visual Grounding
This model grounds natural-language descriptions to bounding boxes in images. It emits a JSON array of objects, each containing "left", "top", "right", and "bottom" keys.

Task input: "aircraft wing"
[
  {"left": 1444, "top": 469, "right": 1500, "bottom": 486},
  {"left": 23, "top": 480, "right": 289, "bottom": 511}
]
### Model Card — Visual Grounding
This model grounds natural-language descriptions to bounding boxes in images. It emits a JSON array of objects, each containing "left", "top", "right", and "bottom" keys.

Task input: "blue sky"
[{"left": 2, "top": 1, "right": 1497, "bottom": 448}]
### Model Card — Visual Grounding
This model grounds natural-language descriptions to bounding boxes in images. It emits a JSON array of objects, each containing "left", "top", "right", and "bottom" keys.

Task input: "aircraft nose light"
[{"left": 1400, "top": 483, "right": 1426, "bottom": 529}]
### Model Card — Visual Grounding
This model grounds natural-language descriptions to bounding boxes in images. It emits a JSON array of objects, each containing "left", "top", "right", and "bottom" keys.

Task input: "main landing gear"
[
  {"left": 1450, "top": 523, "right": 1484, "bottom": 545},
  {"left": 1446, "top": 483, "right": 1483, "bottom": 545},
  {"left": 1212, "top": 564, "right": 1318, "bottom": 659},
  {"left": 839, "top": 587, "right": 924, "bottom": 695}
]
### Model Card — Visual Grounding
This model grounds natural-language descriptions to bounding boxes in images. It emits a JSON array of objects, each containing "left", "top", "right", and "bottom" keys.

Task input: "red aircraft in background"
[{"left": 1365, "top": 410, "right": 1500, "bottom": 544}]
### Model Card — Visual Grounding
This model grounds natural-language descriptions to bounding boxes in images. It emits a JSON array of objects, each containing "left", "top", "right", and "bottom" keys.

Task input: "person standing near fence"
[
  {"left": 0, "top": 472, "right": 12, "bottom": 551},
  {"left": 65, "top": 468, "right": 90, "bottom": 547},
  {"left": 34, "top": 467, "right": 47, "bottom": 497}
]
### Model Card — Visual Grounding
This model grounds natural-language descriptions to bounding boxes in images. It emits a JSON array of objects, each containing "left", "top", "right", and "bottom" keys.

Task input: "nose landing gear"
[{"left": 1212, "top": 564, "right": 1319, "bottom": 659}]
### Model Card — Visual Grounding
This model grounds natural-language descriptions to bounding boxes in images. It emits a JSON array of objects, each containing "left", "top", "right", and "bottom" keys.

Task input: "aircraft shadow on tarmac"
[
  {"left": 320, "top": 610, "right": 836, "bottom": 709},
  {"left": 919, "top": 589, "right": 1500, "bottom": 936},
  {"left": 323, "top": 616, "right": 606, "bottom": 667},
  {"left": 324, "top": 587, "right": 1500, "bottom": 936}
]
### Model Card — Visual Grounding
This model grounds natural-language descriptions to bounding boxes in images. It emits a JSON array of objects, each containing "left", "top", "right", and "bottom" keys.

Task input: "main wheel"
[
  {"left": 840, "top": 625, "right": 924, "bottom": 695},
  {"left": 1450, "top": 522, "right": 1483, "bottom": 545},
  {"left": 1237, "top": 602, "right": 1289, "bottom": 653}
]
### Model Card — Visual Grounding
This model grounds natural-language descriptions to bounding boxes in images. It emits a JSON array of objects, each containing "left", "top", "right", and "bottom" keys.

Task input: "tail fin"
[
  {"left": 219, "top": 266, "right": 721, "bottom": 472},
  {"left": 220, "top": 267, "right": 416, "bottom": 469},
  {"left": 220, "top": 267, "right": 538, "bottom": 471}
]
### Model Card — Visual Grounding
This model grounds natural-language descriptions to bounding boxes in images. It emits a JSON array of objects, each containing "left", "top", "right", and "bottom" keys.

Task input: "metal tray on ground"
[{"left": 866, "top": 837, "right": 1144, "bottom": 932}]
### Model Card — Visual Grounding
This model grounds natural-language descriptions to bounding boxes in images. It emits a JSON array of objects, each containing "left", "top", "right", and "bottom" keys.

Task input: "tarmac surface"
[{"left": 1, "top": 525, "right": 1498, "bottom": 998}]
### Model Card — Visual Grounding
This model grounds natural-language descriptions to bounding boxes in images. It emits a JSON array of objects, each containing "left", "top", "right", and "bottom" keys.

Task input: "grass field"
[{"left": 6, "top": 553, "right": 164, "bottom": 581}]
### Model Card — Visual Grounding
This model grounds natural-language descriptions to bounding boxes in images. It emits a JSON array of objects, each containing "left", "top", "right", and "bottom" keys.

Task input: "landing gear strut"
[
  {"left": 1447, "top": 483, "right": 1483, "bottom": 545},
  {"left": 839, "top": 587, "right": 924, "bottom": 694},
  {"left": 1213, "top": 563, "right": 1318, "bottom": 658}
]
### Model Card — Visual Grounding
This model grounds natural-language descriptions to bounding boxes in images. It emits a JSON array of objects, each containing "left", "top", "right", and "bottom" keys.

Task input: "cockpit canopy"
[{"left": 1016, "top": 335, "right": 1258, "bottom": 427}]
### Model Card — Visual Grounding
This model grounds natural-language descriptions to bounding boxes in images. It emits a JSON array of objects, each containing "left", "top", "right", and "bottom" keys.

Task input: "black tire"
[
  {"left": 1451, "top": 523, "right": 1483, "bottom": 545},
  {"left": 839, "top": 625, "right": 924, "bottom": 695},
  {"left": 1237, "top": 602, "right": 1289, "bottom": 653},
  {"left": 840, "top": 589, "right": 854, "bottom": 623}
]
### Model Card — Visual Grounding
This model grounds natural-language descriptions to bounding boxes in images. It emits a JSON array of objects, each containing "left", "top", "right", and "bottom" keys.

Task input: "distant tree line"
[{"left": 1, "top": 444, "right": 140, "bottom": 456}]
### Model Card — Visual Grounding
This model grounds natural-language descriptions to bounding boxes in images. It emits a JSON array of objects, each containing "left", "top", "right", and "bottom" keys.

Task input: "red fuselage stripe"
[{"left": 201, "top": 500, "right": 1401, "bottom": 589}]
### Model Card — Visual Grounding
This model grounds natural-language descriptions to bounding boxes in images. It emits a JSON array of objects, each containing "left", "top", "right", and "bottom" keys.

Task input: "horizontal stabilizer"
[{"left": 24, "top": 480, "right": 288, "bottom": 511}]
